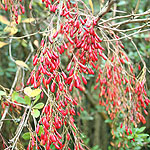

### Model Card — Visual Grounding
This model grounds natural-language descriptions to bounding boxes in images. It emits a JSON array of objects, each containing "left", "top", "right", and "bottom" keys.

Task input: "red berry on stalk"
[
  {"left": 5, "top": 4, "right": 7, "bottom": 11},
  {"left": 22, "top": 7, "right": 25, "bottom": 14},
  {"left": 138, "top": 64, "right": 141, "bottom": 71},
  {"left": 48, "top": 36, "right": 53, "bottom": 44},
  {"left": 82, "top": 76, "right": 87, "bottom": 85},
  {"left": 62, "top": 71, "right": 67, "bottom": 80},
  {"left": 36, "top": 124, "right": 40, "bottom": 134},
  {"left": 53, "top": 31, "right": 58, "bottom": 38},
  {"left": 51, "top": 82, "right": 56, "bottom": 93},
  {"left": 67, "top": 63, "right": 71, "bottom": 71},
  {"left": 120, "top": 123, "right": 123, "bottom": 128},
  {"left": 41, "top": 91, "right": 44, "bottom": 99},
  {"left": 41, "top": 40, "right": 45, "bottom": 47}
]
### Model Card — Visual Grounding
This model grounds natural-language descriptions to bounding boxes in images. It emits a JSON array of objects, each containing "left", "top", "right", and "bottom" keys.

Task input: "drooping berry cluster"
[
  {"left": 25, "top": 0, "right": 150, "bottom": 149},
  {"left": 97, "top": 41, "right": 149, "bottom": 136},
  {"left": 0, "top": 0, "right": 32, "bottom": 24},
  {"left": 26, "top": 0, "right": 106, "bottom": 149}
]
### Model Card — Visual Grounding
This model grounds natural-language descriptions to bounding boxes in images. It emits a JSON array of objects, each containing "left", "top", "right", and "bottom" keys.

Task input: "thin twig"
[
  {"left": 111, "top": 18, "right": 150, "bottom": 28},
  {"left": 134, "top": 0, "right": 141, "bottom": 14},
  {"left": 9, "top": 38, "right": 15, "bottom": 62},
  {"left": 98, "top": 9, "right": 150, "bottom": 25},
  {"left": 97, "top": 0, "right": 117, "bottom": 22}
]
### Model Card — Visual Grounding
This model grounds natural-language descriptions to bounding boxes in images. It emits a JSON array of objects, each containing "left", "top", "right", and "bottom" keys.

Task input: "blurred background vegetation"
[{"left": 0, "top": 0, "right": 150, "bottom": 149}]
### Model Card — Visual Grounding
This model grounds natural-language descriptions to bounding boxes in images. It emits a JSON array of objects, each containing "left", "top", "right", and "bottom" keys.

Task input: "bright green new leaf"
[
  {"left": 32, "top": 109, "right": 40, "bottom": 118},
  {"left": 33, "top": 94, "right": 40, "bottom": 105},
  {"left": 33, "top": 103, "right": 44, "bottom": 109},
  {"left": 38, "top": 125, "right": 44, "bottom": 136},
  {"left": 24, "top": 96, "right": 31, "bottom": 106},
  {"left": 12, "top": 91, "right": 26, "bottom": 104},
  {"left": 22, "top": 132, "right": 31, "bottom": 140},
  {"left": 12, "top": 91, "right": 19, "bottom": 101},
  {"left": 137, "top": 127, "right": 146, "bottom": 133}
]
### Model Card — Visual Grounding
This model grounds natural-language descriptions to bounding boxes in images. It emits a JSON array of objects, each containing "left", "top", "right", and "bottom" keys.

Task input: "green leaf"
[
  {"left": 127, "top": 136, "right": 133, "bottom": 140},
  {"left": 15, "top": 96, "right": 26, "bottom": 104},
  {"left": 12, "top": 91, "right": 26, "bottom": 104},
  {"left": 138, "top": 134, "right": 149, "bottom": 138},
  {"left": 24, "top": 96, "right": 31, "bottom": 106},
  {"left": 6, "top": 68, "right": 16, "bottom": 72},
  {"left": 134, "top": 147, "right": 142, "bottom": 150},
  {"left": 22, "top": 132, "right": 31, "bottom": 140},
  {"left": 38, "top": 125, "right": 44, "bottom": 136},
  {"left": 105, "top": 119, "right": 113, "bottom": 123},
  {"left": 33, "top": 103, "right": 44, "bottom": 109},
  {"left": 33, "top": 94, "right": 40, "bottom": 105},
  {"left": 137, "top": 127, "right": 146, "bottom": 133},
  {"left": 147, "top": 137, "right": 150, "bottom": 142},
  {"left": 0, "top": 90, "right": 6, "bottom": 96},
  {"left": 12, "top": 91, "right": 19, "bottom": 101},
  {"left": 32, "top": 109, "right": 40, "bottom": 118}
]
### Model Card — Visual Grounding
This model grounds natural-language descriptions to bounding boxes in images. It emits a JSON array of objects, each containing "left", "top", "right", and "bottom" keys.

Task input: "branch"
[
  {"left": 98, "top": 9, "right": 150, "bottom": 25},
  {"left": 0, "top": 65, "right": 21, "bottom": 131},
  {"left": 97, "top": 0, "right": 117, "bottom": 23},
  {"left": 9, "top": 105, "right": 32, "bottom": 149},
  {"left": 134, "top": 0, "right": 141, "bottom": 13},
  {"left": 111, "top": 18, "right": 150, "bottom": 28}
]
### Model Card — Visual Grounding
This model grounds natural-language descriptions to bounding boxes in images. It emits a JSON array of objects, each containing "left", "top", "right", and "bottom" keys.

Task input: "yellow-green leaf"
[
  {"left": 30, "top": 89, "right": 41, "bottom": 97},
  {"left": 33, "top": 95, "right": 40, "bottom": 105},
  {"left": 89, "top": 0, "right": 94, "bottom": 14},
  {"left": 33, "top": 103, "right": 44, "bottom": 109},
  {"left": 0, "top": 41, "right": 8, "bottom": 48},
  {"left": 15, "top": 60, "right": 30, "bottom": 70},
  {"left": 4, "top": 26, "right": 18, "bottom": 35},
  {"left": 24, "top": 87, "right": 32, "bottom": 96},
  {"left": 22, "top": 132, "right": 31, "bottom": 140},
  {"left": 22, "top": 18, "right": 35, "bottom": 23},
  {"left": 24, "top": 87, "right": 41, "bottom": 97},
  {"left": 0, "top": 15, "right": 10, "bottom": 25},
  {"left": 32, "top": 109, "right": 40, "bottom": 118},
  {"left": 24, "top": 96, "right": 31, "bottom": 106}
]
